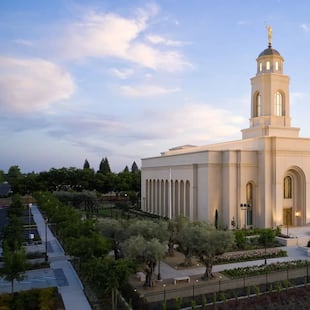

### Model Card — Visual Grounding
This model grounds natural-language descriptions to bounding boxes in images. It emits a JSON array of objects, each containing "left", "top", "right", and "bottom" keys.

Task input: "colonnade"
[{"left": 144, "top": 179, "right": 191, "bottom": 218}]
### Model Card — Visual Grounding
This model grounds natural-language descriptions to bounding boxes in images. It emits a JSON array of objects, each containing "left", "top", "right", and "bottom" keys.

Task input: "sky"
[{"left": 1, "top": 0, "right": 310, "bottom": 173}]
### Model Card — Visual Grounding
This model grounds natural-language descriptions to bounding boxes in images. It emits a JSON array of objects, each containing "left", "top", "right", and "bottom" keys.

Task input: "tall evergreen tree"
[
  {"left": 83, "top": 159, "right": 90, "bottom": 169},
  {"left": 99, "top": 157, "right": 111, "bottom": 174},
  {"left": 123, "top": 166, "right": 129, "bottom": 173},
  {"left": 131, "top": 161, "right": 139, "bottom": 173}
]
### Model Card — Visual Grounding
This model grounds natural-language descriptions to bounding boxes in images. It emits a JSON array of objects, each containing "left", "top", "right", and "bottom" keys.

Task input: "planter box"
[
  {"left": 275, "top": 236, "right": 298, "bottom": 246},
  {"left": 300, "top": 247, "right": 310, "bottom": 256}
]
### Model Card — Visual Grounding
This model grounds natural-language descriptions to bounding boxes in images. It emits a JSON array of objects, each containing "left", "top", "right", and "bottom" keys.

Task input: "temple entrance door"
[{"left": 283, "top": 208, "right": 293, "bottom": 226}]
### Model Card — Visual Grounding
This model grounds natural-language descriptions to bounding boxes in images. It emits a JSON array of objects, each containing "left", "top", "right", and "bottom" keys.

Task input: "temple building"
[{"left": 141, "top": 29, "right": 310, "bottom": 229}]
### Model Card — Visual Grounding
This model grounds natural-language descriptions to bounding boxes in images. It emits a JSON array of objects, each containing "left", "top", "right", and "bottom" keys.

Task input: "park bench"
[{"left": 173, "top": 276, "right": 190, "bottom": 284}]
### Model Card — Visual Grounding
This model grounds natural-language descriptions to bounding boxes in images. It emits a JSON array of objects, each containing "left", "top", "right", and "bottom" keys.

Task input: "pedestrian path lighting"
[
  {"left": 28, "top": 203, "right": 34, "bottom": 243},
  {"left": 240, "top": 203, "right": 251, "bottom": 234},
  {"left": 193, "top": 279, "right": 199, "bottom": 298},
  {"left": 162, "top": 284, "right": 166, "bottom": 302}
]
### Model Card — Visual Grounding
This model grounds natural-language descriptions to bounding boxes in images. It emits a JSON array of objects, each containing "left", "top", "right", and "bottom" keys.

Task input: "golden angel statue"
[{"left": 266, "top": 25, "right": 272, "bottom": 45}]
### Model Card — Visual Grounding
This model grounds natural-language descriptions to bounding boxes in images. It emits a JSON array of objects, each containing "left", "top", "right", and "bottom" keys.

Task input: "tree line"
[{"left": 0, "top": 158, "right": 140, "bottom": 196}]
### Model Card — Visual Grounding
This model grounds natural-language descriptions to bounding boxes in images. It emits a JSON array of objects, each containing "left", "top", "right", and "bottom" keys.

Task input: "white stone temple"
[{"left": 141, "top": 28, "right": 310, "bottom": 229}]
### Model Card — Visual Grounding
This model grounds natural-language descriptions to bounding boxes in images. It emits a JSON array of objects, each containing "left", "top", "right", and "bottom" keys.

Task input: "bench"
[{"left": 173, "top": 276, "right": 190, "bottom": 284}]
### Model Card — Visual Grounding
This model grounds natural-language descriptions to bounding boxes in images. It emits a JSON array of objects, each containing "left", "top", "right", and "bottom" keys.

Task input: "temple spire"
[{"left": 266, "top": 25, "right": 272, "bottom": 48}]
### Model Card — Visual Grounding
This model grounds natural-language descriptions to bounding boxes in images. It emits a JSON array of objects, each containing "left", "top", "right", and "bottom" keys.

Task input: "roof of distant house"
[{"left": 0, "top": 182, "right": 12, "bottom": 196}]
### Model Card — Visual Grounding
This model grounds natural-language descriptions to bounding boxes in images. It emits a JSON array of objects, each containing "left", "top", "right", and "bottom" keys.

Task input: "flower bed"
[
  {"left": 214, "top": 249, "right": 287, "bottom": 265},
  {"left": 223, "top": 260, "right": 308, "bottom": 278}
]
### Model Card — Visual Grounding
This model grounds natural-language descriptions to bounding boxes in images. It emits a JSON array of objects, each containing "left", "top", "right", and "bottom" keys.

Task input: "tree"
[
  {"left": 258, "top": 228, "right": 276, "bottom": 246},
  {"left": 0, "top": 242, "right": 27, "bottom": 293},
  {"left": 97, "top": 218, "right": 128, "bottom": 259},
  {"left": 7, "top": 165, "right": 23, "bottom": 193},
  {"left": 99, "top": 157, "right": 111, "bottom": 174},
  {"left": 131, "top": 161, "right": 139, "bottom": 173},
  {"left": 177, "top": 222, "right": 199, "bottom": 266},
  {"left": 83, "top": 159, "right": 90, "bottom": 169},
  {"left": 168, "top": 216, "right": 190, "bottom": 257},
  {"left": 66, "top": 234, "right": 110, "bottom": 261},
  {"left": 3, "top": 215, "right": 24, "bottom": 251},
  {"left": 123, "top": 166, "right": 129, "bottom": 173},
  {"left": 0, "top": 170, "right": 5, "bottom": 183},
  {"left": 127, "top": 219, "right": 168, "bottom": 242},
  {"left": 124, "top": 235, "right": 166, "bottom": 288},
  {"left": 83, "top": 257, "right": 134, "bottom": 310},
  {"left": 193, "top": 228, "right": 234, "bottom": 280}
]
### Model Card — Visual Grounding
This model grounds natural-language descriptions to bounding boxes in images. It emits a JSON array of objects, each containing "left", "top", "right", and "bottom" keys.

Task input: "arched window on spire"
[
  {"left": 275, "top": 91, "right": 283, "bottom": 116},
  {"left": 254, "top": 93, "right": 261, "bottom": 117},
  {"left": 284, "top": 176, "right": 292, "bottom": 199}
]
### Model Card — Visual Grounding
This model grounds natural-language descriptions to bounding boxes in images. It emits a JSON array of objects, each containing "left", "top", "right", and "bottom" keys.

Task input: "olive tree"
[
  {"left": 177, "top": 221, "right": 212, "bottom": 267},
  {"left": 167, "top": 216, "right": 190, "bottom": 257},
  {"left": 124, "top": 235, "right": 166, "bottom": 288},
  {"left": 97, "top": 218, "right": 128, "bottom": 259},
  {"left": 193, "top": 228, "right": 234, "bottom": 280}
]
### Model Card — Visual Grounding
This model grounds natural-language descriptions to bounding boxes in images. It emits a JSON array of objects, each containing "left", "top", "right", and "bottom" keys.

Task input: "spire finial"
[{"left": 266, "top": 25, "right": 272, "bottom": 48}]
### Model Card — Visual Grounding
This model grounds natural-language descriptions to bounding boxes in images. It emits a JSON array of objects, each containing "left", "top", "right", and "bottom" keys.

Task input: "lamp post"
[
  {"left": 45, "top": 218, "right": 48, "bottom": 262},
  {"left": 158, "top": 259, "right": 161, "bottom": 281},
  {"left": 163, "top": 284, "right": 166, "bottom": 302},
  {"left": 28, "top": 203, "right": 32, "bottom": 243},
  {"left": 240, "top": 203, "right": 251, "bottom": 234}
]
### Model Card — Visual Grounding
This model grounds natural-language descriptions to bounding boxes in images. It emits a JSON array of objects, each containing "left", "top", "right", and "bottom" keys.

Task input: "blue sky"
[{"left": 1, "top": 0, "right": 310, "bottom": 173}]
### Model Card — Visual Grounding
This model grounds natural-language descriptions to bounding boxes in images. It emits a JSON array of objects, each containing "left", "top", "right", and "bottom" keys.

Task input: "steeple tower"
[{"left": 242, "top": 27, "right": 300, "bottom": 139}]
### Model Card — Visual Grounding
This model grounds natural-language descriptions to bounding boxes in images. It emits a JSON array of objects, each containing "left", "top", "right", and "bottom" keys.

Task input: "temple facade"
[{"left": 141, "top": 32, "right": 310, "bottom": 229}]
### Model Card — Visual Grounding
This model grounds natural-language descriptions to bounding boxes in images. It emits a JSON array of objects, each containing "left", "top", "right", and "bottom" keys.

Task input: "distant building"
[
  {"left": 141, "top": 30, "right": 310, "bottom": 229},
  {"left": 0, "top": 182, "right": 12, "bottom": 198}
]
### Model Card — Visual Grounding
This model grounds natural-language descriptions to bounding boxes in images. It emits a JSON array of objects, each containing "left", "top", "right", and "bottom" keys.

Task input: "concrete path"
[
  {"left": 31, "top": 205, "right": 91, "bottom": 310},
  {"left": 0, "top": 205, "right": 91, "bottom": 310}
]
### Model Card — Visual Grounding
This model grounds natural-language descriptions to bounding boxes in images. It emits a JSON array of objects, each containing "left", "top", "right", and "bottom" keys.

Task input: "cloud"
[
  {"left": 120, "top": 84, "right": 180, "bottom": 97},
  {"left": 13, "top": 39, "right": 34, "bottom": 46},
  {"left": 110, "top": 68, "right": 134, "bottom": 79},
  {"left": 59, "top": 8, "right": 191, "bottom": 72},
  {"left": 0, "top": 57, "right": 75, "bottom": 113},
  {"left": 300, "top": 24, "right": 310, "bottom": 32},
  {"left": 33, "top": 101, "right": 245, "bottom": 163},
  {"left": 146, "top": 34, "right": 184, "bottom": 47}
]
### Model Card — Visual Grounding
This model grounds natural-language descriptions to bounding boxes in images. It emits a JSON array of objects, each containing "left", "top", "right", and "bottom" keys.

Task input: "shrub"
[
  {"left": 235, "top": 230, "right": 247, "bottom": 249},
  {"left": 258, "top": 228, "right": 275, "bottom": 246}
]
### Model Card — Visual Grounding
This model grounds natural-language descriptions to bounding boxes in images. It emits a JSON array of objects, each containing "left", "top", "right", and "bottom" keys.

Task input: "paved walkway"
[{"left": 0, "top": 205, "right": 91, "bottom": 310}]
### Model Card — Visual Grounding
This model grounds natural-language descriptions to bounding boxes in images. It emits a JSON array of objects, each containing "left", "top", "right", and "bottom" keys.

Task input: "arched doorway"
[{"left": 282, "top": 167, "right": 306, "bottom": 226}]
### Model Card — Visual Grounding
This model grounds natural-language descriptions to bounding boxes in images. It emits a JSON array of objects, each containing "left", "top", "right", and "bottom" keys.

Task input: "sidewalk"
[{"left": 1, "top": 205, "right": 92, "bottom": 310}]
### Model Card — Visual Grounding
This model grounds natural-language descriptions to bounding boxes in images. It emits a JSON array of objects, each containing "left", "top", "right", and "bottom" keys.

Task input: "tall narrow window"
[
  {"left": 275, "top": 91, "right": 283, "bottom": 116},
  {"left": 259, "top": 62, "right": 262, "bottom": 72},
  {"left": 266, "top": 61, "right": 270, "bottom": 70},
  {"left": 254, "top": 93, "right": 261, "bottom": 117},
  {"left": 275, "top": 61, "right": 279, "bottom": 71},
  {"left": 284, "top": 176, "right": 292, "bottom": 199}
]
